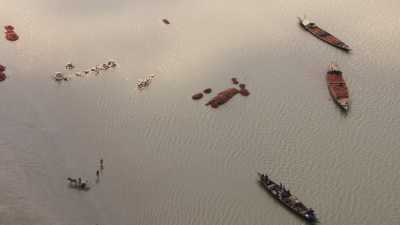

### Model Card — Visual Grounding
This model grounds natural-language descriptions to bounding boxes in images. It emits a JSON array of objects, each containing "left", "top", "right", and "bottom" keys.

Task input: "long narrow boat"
[
  {"left": 326, "top": 64, "right": 349, "bottom": 112},
  {"left": 298, "top": 17, "right": 351, "bottom": 52},
  {"left": 257, "top": 173, "right": 318, "bottom": 223}
]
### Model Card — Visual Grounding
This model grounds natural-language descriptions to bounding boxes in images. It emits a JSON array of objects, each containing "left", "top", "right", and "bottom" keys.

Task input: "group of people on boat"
[{"left": 259, "top": 173, "right": 316, "bottom": 221}]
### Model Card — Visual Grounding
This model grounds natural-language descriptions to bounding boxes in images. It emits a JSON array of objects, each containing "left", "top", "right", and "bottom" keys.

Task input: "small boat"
[
  {"left": 298, "top": 17, "right": 351, "bottom": 52},
  {"left": 257, "top": 173, "right": 318, "bottom": 223},
  {"left": 326, "top": 64, "right": 349, "bottom": 112}
]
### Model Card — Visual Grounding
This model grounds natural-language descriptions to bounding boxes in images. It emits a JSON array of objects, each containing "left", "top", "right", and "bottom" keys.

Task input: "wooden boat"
[
  {"left": 327, "top": 64, "right": 349, "bottom": 112},
  {"left": 258, "top": 173, "right": 318, "bottom": 223},
  {"left": 298, "top": 17, "right": 351, "bottom": 52}
]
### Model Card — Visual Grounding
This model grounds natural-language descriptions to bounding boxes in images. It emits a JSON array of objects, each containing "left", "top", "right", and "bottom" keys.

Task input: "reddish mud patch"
[
  {"left": 231, "top": 77, "right": 239, "bottom": 85},
  {"left": 4, "top": 25, "right": 19, "bottom": 41},
  {"left": 206, "top": 88, "right": 240, "bottom": 108},
  {"left": 203, "top": 88, "right": 212, "bottom": 94},
  {"left": 193, "top": 78, "right": 250, "bottom": 108},
  {"left": 5, "top": 32, "right": 19, "bottom": 41},
  {"left": 238, "top": 83, "right": 250, "bottom": 96},
  {"left": 0, "top": 72, "right": 6, "bottom": 81},
  {"left": 4, "top": 25, "right": 14, "bottom": 31},
  {"left": 192, "top": 93, "right": 203, "bottom": 100},
  {"left": 239, "top": 88, "right": 250, "bottom": 96}
]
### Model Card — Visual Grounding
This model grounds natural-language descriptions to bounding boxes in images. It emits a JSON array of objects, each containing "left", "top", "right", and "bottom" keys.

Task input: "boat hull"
[
  {"left": 300, "top": 20, "right": 351, "bottom": 52},
  {"left": 258, "top": 173, "right": 318, "bottom": 223},
  {"left": 326, "top": 65, "right": 349, "bottom": 112}
]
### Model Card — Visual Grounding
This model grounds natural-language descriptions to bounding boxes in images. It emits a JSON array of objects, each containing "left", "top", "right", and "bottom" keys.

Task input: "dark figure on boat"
[{"left": 257, "top": 172, "right": 318, "bottom": 223}]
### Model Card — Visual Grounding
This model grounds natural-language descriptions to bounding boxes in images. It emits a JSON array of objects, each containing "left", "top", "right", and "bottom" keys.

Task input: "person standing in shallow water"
[{"left": 96, "top": 170, "right": 100, "bottom": 183}]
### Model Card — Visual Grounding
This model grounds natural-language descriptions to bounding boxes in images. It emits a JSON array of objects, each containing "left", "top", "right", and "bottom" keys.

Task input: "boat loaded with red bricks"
[
  {"left": 258, "top": 173, "right": 318, "bottom": 223},
  {"left": 298, "top": 17, "right": 351, "bottom": 52},
  {"left": 326, "top": 63, "right": 349, "bottom": 112}
]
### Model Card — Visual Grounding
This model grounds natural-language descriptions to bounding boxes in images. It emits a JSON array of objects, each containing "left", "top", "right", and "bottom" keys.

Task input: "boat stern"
[
  {"left": 304, "top": 210, "right": 318, "bottom": 223},
  {"left": 338, "top": 98, "right": 349, "bottom": 112}
]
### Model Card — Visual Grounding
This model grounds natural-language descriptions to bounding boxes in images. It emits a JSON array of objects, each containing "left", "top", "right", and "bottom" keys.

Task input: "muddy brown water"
[{"left": 0, "top": 0, "right": 399, "bottom": 225}]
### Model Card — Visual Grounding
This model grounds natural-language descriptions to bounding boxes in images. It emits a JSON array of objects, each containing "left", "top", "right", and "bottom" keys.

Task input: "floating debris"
[
  {"left": 90, "top": 67, "right": 99, "bottom": 73},
  {"left": 54, "top": 72, "right": 64, "bottom": 81},
  {"left": 53, "top": 72, "right": 70, "bottom": 81},
  {"left": 65, "top": 63, "right": 74, "bottom": 70},
  {"left": 53, "top": 60, "right": 118, "bottom": 82},
  {"left": 206, "top": 88, "right": 240, "bottom": 108},
  {"left": 4, "top": 25, "right": 19, "bottom": 41},
  {"left": 107, "top": 60, "right": 117, "bottom": 68},
  {"left": 192, "top": 93, "right": 203, "bottom": 100},
  {"left": 232, "top": 77, "right": 239, "bottom": 85},
  {"left": 55, "top": 72, "right": 63, "bottom": 81},
  {"left": 203, "top": 88, "right": 212, "bottom": 94},
  {"left": 102, "top": 64, "right": 110, "bottom": 70},
  {"left": 137, "top": 74, "right": 155, "bottom": 89},
  {"left": 162, "top": 19, "right": 170, "bottom": 25}
]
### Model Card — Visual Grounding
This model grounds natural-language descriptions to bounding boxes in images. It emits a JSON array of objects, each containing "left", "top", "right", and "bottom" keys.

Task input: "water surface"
[{"left": 0, "top": 0, "right": 399, "bottom": 225}]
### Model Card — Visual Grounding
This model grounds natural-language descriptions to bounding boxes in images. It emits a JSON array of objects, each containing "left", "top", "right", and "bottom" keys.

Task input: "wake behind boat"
[
  {"left": 298, "top": 17, "right": 351, "bottom": 52},
  {"left": 257, "top": 173, "right": 318, "bottom": 223},
  {"left": 326, "top": 64, "right": 350, "bottom": 112}
]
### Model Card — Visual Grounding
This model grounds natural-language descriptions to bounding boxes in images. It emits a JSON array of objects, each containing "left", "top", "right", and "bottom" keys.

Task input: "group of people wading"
[{"left": 67, "top": 158, "right": 104, "bottom": 190}]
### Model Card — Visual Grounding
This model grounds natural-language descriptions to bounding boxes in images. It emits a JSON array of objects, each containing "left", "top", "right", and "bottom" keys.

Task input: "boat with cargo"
[{"left": 326, "top": 64, "right": 349, "bottom": 112}]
